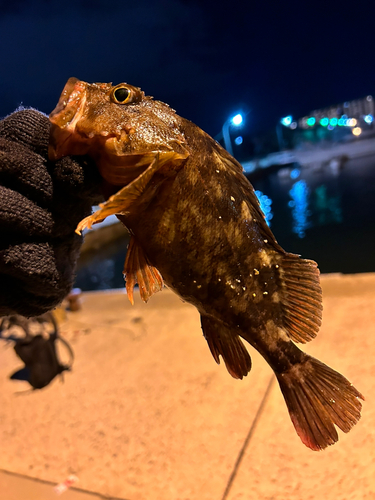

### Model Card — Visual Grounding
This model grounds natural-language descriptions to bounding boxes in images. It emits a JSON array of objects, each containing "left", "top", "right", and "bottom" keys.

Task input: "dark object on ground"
[
  {"left": 66, "top": 288, "right": 82, "bottom": 312},
  {"left": 0, "top": 312, "right": 74, "bottom": 389}
]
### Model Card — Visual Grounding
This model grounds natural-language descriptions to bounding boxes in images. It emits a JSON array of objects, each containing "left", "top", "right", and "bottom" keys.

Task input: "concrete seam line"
[
  {"left": 0, "top": 468, "right": 130, "bottom": 500},
  {"left": 220, "top": 375, "right": 275, "bottom": 500}
]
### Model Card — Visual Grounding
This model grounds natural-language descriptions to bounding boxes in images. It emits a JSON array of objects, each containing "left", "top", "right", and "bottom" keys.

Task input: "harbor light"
[
  {"left": 221, "top": 112, "right": 244, "bottom": 156},
  {"left": 281, "top": 115, "right": 293, "bottom": 127},
  {"left": 307, "top": 117, "right": 316, "bottom": 126},
  {"left": 232, "top": 113, "right": 243, "bottom": 126}
]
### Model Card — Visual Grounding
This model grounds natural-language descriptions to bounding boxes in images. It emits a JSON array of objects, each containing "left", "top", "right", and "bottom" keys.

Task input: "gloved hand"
[{"left": 0, "top": 108, "right": 103, "bottom": 317}]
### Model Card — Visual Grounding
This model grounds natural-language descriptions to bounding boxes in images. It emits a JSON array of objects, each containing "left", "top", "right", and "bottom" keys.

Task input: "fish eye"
[
  {"left": 110, "top": 83, "right": 143, "bottom": 105},
  {"left": 112, "top": 86, "right": 131, "bottom": 104}
]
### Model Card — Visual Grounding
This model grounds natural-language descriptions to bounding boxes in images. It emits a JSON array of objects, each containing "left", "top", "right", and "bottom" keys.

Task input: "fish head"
[{"left": 49, "top": 78, "right": 188, "bottom": 185}]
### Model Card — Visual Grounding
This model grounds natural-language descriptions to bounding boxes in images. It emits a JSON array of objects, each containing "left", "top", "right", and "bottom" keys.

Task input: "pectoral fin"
[
  {"left": 201, "top": 315, "right": 251, "bottom": 379},
  {"left": 76, "top": 150, "right": 188, "bottom": 234},
  {"left": 123, "top": 236, "right": 163, "bottom": 304}
]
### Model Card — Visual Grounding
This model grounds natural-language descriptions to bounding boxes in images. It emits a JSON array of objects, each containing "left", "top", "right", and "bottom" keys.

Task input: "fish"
[{"left": 48, "top": 77, "right": 364, "bottom": 451}]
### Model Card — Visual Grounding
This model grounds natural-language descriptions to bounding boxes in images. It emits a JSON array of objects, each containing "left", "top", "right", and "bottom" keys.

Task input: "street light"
[
  {"left": 280, "top": 115, "right": 293, "bottom": 127},
  {"left": 232, "top": 113, "right": 243, "bottom": 126},
  {"left": 277, "top": 115, "right": 296, "bottom": 150},
  {"left": 222, "top": 113, "right": 244, "bottom": 156}
]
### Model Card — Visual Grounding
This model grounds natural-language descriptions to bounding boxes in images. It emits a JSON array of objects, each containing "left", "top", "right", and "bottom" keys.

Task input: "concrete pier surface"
[{"left": 0, "top": 273, "right": 374, "bottom": 500}]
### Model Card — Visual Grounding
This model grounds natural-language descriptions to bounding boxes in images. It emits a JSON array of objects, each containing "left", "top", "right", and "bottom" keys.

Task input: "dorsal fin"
[{"left": 280, "top": 254, "right": 323, "bottom": 343}]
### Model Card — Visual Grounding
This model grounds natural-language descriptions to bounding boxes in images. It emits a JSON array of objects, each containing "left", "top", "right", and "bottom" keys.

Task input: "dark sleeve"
[{"left": 0, "top": 108, "right": 103, "bottom": 317}]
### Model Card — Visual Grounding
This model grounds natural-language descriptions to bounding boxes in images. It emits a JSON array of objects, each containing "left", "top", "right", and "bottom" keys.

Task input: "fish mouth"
[{"left": 48, "top": 77, "right": 88, "bottom": 160}]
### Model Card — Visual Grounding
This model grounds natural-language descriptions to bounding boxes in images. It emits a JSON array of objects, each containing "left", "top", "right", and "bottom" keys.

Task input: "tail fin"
[{"left": 276, "top": 356, "right": 364, "bottom": 451}]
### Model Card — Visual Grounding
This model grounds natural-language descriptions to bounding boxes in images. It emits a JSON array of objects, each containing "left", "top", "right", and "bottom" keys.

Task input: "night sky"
[{"left": 1, "top": 0, "right": 374, "bottom": 137}]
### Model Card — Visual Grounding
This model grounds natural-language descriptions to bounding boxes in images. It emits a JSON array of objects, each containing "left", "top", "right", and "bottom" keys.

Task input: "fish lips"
[{"left": 48, "top": 77, "right": 88, "bottom": 160}]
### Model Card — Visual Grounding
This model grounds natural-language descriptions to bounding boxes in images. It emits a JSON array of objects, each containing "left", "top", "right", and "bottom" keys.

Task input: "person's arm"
[{"left": 0, "top": 108, "right": 103, "bottom": 317}]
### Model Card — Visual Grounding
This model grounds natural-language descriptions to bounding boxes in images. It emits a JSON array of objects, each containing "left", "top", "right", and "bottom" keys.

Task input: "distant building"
[
  {"left": 298, "top": 95, "right": 374, "bottom": 130},
  {"left": 227, "top": 96, "right": 375, "bottom": 163}
]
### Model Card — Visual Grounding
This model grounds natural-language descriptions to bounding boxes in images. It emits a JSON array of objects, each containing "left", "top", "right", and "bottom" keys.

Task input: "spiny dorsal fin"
[
  {"left": 280, "top": 254, "right": 323, "bottom": 343},
  {"left": 123, "top": 236, "right": 163, "bottom": 304},
  {"left": 201, "top": 315, "right": 252, "bottom": 379}
]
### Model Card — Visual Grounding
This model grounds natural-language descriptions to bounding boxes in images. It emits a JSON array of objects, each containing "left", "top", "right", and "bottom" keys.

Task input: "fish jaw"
[{"left": 48, "top": 77, "right": 89, "bottom": 160}]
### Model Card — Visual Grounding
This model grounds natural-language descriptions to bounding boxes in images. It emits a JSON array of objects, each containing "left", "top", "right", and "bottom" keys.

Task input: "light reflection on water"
[
  {"left": 255, "top": 168, "right": 345, "bottom": 239},
  {"left": 314, "top": 184, "right": 343, "bottom": 226},
  {"left": 248, "top": 153, "right": 375, "bottom": 273},
  {"left": 288, "top": 179, "right": 311, "bottom": 238},
  {"left": 254, "top": 190, "right": 273, "bottom": 226}
]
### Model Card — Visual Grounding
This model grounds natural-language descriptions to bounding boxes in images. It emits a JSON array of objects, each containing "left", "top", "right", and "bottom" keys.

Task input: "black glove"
[{"left": 0, "top": 108, "right": 103, "bottom": 317}]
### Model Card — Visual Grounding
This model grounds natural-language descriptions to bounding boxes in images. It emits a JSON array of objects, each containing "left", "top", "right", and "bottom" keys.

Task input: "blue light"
[
  {"left": 255, "top": 190, "right": 273, "bottom": 226},
  {"left": 289, "top": 180, "right": 310, "bottom": 238},
  {"left": 234, "top": 136, "right": 243, "bottom": 145},
  {"left": 320, "top": 117, "right": 329, "bottom": 127},
  {"left": 330, "top": 118, "right": 338, "bottom": 126},
  {"left": 290, "top": 168, "right": 300, "bottom": 179},
  {"left": 364, "top": 114, "right": 373, "bottom": 124},
  {"left": 306, "top": 117, "right": 316, "bottom": 126},
  {"left": 281, "top": 115, "right": 293, "bottom": 127},
  {"left": 231, "top": 114, "right": 243, "bottom": 126}
]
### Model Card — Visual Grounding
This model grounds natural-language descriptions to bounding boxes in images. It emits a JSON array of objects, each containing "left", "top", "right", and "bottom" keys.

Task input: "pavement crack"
[{"left": 220, "top": 375, "right": 275, "bottom": 500}]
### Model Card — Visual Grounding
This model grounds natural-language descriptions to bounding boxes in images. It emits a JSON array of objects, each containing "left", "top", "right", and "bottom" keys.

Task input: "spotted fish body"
[{"left": 49, "top": 78, "right": 363, "bottom": 450}]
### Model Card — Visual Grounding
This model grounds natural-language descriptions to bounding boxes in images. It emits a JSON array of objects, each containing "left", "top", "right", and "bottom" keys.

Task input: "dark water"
[
  {"left": 75, "top": 153, "right": 375, "bottom": 291},
  {"left": 75, "top": 236, "right": 130, "bottom": 291},
  {"left": 248, "top": 154, "right": 375, "bottom": 274}
]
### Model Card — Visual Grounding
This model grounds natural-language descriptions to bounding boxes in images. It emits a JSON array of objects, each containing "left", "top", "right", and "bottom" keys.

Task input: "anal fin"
[
  {"left": 201, "top": 315, "right": 251, "bottom": 379},
  {"left": 123, "top": 236, "right": 163, "bottom": 304},
  {"left": 279, "top": 254, "right": 323, "bottom": 343}
]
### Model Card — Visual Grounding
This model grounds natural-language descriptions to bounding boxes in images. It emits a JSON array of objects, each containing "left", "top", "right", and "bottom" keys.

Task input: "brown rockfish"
[{"left": 49, "top": 77, "right": 363, "bottom": 451}]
